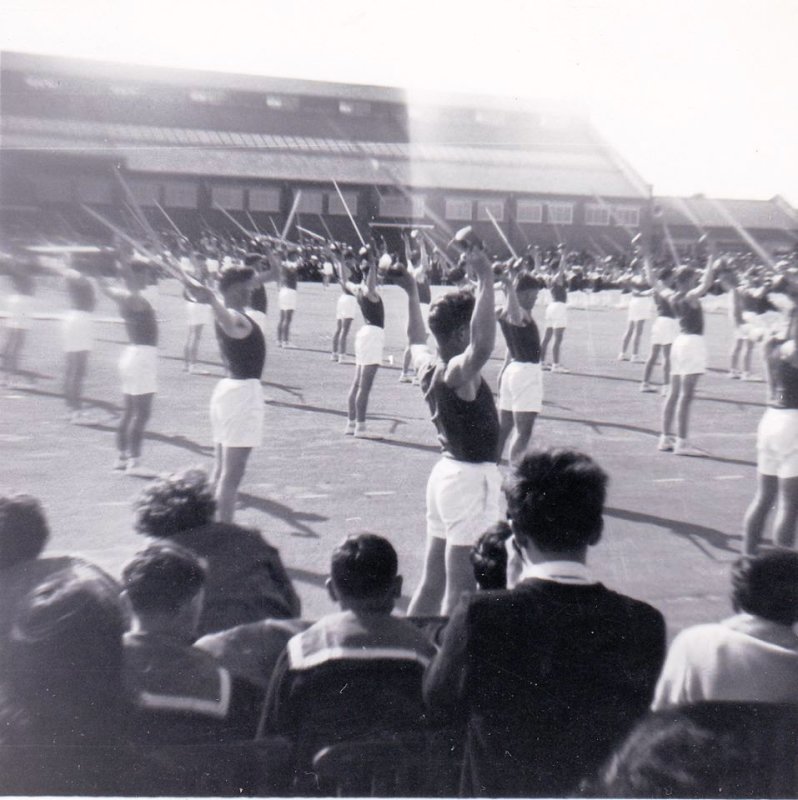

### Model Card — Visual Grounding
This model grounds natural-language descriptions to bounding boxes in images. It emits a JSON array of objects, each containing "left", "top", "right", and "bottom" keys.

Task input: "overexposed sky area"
[{"left": 2, "top": 0, "right": 796, "bottom": 204}]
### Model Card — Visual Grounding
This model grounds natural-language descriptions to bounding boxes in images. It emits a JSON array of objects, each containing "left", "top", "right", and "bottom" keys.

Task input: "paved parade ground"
[{"left": 1, "top": 279, "right": 768, "bottom": 634}]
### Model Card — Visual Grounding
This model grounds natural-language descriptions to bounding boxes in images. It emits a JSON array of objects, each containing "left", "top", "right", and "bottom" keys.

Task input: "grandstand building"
[{"left": 1, "top": 51, "right": 795, "bottom": 257}]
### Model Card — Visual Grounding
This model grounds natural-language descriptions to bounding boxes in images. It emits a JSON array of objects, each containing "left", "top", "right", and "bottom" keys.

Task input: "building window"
[
  {"left": 379, "top": 194, "right": 425, "bottom": 218},
  {"left": 516, "top": 200, "right": 543, "bottom": 224},
  {"left": 265, "top": 94, "right": 299, "bottom": 111},
  {"left": 612, "top": 206, "right": 640, "bottom": 227},
  {"left": 477, "top": 200, "right": 504, "bottom": 223},
  {"left": 297, "top": 191, "right": 323, "bottom": 215},
  {"left": 211, "top": 186, "right": 244, "bottom": 211},
  {"left": 164, "top": 181, "right": 198, "bottom": 209},
  {"left": 547, "top": 202, "right": 573, "bottom": 225},
  {"left": 445, "top": 198, "right": 473, "bottom": 222},
  {"left": 584, "top": 204, "right": 610, "bottom": 226},
  {"left": 328, "top": 191, "right": 359, "bottom": 217},
  {"left": 248, "top": 188, "right": 281, "bottom": 213},
  {"left": 339, "top": 100, "right": 371, "bottom": 117}
]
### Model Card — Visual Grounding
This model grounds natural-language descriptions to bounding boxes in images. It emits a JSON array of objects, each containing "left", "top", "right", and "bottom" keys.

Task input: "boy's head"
[
  {"left": 0, "top": 493, "right": 50, "bottom": 570},
  {"left": 428, "top": 288, "right": 475, "bottom": 355},
  {"left": 327, "top": 534, "right": 401, "bottom": 613}
]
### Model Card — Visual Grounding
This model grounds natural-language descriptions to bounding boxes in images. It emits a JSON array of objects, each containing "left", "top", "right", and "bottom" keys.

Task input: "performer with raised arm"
[
  {"left": 397, "top": 232, "right": 501, "bottom": 616},
  {"left": 276, "top": 250, "right": 299, "bottom": 348},
  {"left": 617, "top": 265, "right": 653, "bottom": 363},
  {"left": 344, "top": 247, "right": 384, "bottom": 438},
  {"left": 62, "top": 262, "right": 97, "bottom": 422},
  {"left": 743, "top": 271, "right": 798, "bottom": 554},
  {"left": 95, "top": 255, "right": 158, "bottom": 475},
  {"left": 191, "top": 265, "right": 266, "bottom": 522},
  {"left": 644, "top": 238, "right": 717, "bottom": 456},
  {"left": 1, "top": 264, "right": 36, "bottom": 388},
  {"left": 183, "top": 252, "right": 213, "bottom": 374},
  {"left": 640, "top": 266, "right": 679, "bottom": 393},
  {"left": 496, "top": 262, "right": 545, "bottom": 465},
  {"left": 399, "top": 233, "right": 432, "bottom": 383},
  {"left": 331, "top": 249, "right": 358, "bottom": 364},
  {"left": 539, "top": 244, "right": 570, "bottom": 372}
]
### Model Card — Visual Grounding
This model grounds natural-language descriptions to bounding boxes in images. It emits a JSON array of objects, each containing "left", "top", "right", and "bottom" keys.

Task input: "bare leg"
[
  {"left": 407, "top": 535, "right": 446, "bottom": 616},
  {"left": 662, "top": 344, "right": 672, "bottom": 385},
  {"left": 347, "top": 365, "right": 361, "bottom": 422},
  {"left": 355, "top": 364, "right": 379, "bottom": 422},
  {"left": 117, "top": 395, "right": 134, "bottom": 455},
  {"left": 773, "top": 476, "right": 798, "bottom": 549},
  {"left": 400, "top": 345, "right": 413, "bottom": 379},
  {"left": 442, "top": 543, "right": 477, "bottom": 616},
  {"left": 631, "top": 320, "right": 645, "bottom": 357},
  {"left": 339, "top": 318, "right": 353, "bottom": 355},
  {"left": 643, "top": 344, "right": 661, "bottom": 384},
  {"left": 277, "top": 311, "right": 286, "bottom": 343},
  {"left": 216, "top": 446, "right": 252, "bottom": 523},
  {"left": 730, "top": 338, "right": 743, "bottom": 373},
  {"left": 620, "top": 320, "right": 634, "bottom": 355},
  {"left": 661, "top": 374, "right": 680, "bottom": 437},
  {"left": 509, "top": 411, "right": 537, "bottom": 465},
  {"left": 128, "top": 393, "right": 153, "bottom": 458},
  {"left": 743, "top": 473, "right": 778, "bottom": 555},
  {"left": 332, "top": 319, "right": 343, "bottom": 357},
  {"left": 497, "top": 409, "right": 514, "bottom": 464},
  {"left": 283, "top": 310, "right": 294, "bottom": 344},
  {"left": 210, "top": 443, "right": 223, "bottom": 492},
  {"left": 540, "top": 327, "right": 553, "bottom": 363},
  {"left": 742, "top": 340, "right": 754, "bottom": 374},
  {"left": 552, "top": 329, "right": 565, "bottom": 365},
  {"left": 676, "top": 373, "right": 700, "bottom": 440}
]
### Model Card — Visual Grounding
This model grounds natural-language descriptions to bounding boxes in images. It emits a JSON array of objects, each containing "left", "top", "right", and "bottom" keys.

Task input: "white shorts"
[
  {"left": 355, "top": 324, "right": 385, "bottom": 366},
  {"left": 628, "top": 296, "right": 653, "bottom": 322},
  {"left": 426, "top": 457, "right": 502, "bottom": 546},
  {"left": 119, "top": 345, "right": 157, "bottom": 395},
  {"left": 544, "top": 301, "right": 568, "bottom": 329},
  {"left": 210, "top": 378, "right": 264, "bottom": 448},
  {"left": 5, "top": 294, "right": 33, "bottom": 330},
  {"left": 757, "top": 408, "right": 798, "bottom": 478},
  {"left": 671, "top": 334, "right": 707, "bottom": 376},
  {"left": 62, "top": 310, "right": 94, "bottom": 353},
  {"left": 651, "top": 316, "right": 679, "bottom": 346},
  {"left": 186, "top": 301, "right": 213, "bottom": 327},
  {"left": 279, "top": 287, "right": 297, "bottom": 312},
  {"left": 498, "top": 361, "right": 543, "bottom": 413},
  {"left": 336, "top": 293, "right": 358, "bottom": 321}
]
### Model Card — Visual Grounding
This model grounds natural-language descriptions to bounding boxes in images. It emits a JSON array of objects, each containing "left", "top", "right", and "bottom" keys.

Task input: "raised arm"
[
  {"left": 362, "top": 250, "right": 379, "bottom": 302},
  {"left": 500, "top": 263, "right": 524, "bottom": 326},
  {"left": 444, "top": 249, "right": 496, "bottom": 388},
  {"left": 394, "top": 264, "right": 427, "bottom": 348},
  {"left": 686, "top": 246, "right": 717, "bottom": 301}
]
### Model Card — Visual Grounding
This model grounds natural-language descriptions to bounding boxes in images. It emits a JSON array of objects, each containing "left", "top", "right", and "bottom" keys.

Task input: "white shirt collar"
[{"left": 519, "top": 560, "right": 597, "bottom": 585}]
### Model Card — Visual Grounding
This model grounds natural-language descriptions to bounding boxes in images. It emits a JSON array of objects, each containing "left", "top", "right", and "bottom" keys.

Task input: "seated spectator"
[
  {"left": 122, "top": 543, "right": 258, "bottom": 743},
  {"left": 653, "top": 549, "right": 798, "bottom": 708},
  {"left": 195, "top": 617, "right": 311, "bottom": 692},
  {"left": 424, "top": 448, "right": 667, "bottom": 797},
  {"left": 587, "top": 702, "right": 798, "bottom": 798},
  {"left": 471, "top": 520, "right": 512, "bottom": 590},
  {"left": 259, "top": 534, "right": 436, "bottom": 789},
  {"left": 134, "top": 468, "right": 300, "bottom": 635},
  {"left": 0, "top": 493, "right": 93, "bottom": 652},
  {"left": 0, "top": 563, "right": 180, "bottom": 795}
]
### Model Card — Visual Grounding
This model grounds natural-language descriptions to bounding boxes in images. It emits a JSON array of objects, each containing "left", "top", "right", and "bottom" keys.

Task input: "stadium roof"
[{"left": 657, "top": 195, "right": 798, "bottom": 232}]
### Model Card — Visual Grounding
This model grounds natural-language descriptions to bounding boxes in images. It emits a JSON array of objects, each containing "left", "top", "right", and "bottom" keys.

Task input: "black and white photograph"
[{"left": 1, "top": 0, "right": 798, "bottom": 795}]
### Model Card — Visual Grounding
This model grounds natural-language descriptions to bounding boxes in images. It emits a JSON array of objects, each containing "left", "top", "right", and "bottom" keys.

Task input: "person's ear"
[{"left": 326, "top": 577, "right": 338, "bottom": 603}]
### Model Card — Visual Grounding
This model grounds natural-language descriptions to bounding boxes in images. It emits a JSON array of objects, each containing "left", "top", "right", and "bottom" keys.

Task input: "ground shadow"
[
  {"left": 605, "top": 505, "right": 740, "bottom": 559},
  {"left": 237, "top": 491, "right": 325, "bottom": 539}
]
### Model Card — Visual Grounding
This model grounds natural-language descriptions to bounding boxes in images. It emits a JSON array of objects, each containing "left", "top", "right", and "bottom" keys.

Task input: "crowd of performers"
[{"left": 2, "top": 215, "right": 798, "bottom": 617}]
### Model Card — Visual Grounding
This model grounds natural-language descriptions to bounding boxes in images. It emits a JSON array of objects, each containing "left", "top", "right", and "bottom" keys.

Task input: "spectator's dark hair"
[
  {"left": 5, "top": 564, "right": 126, "bottom": 740},
  {"left": 217, "top": 266, "right": 254, "bottom": 292},
  {"left": 428, "top": 288, "right": 474, "bottom": 342},
  {"left": 589, "top": 704, "right": 795, "bottom": 798},
  {"left": 472, "top": 521, "right": 512, "bottom": 590},
  {"left": 674, "top": 265, "right": 697, "bottom": 287},
  {"left": 505, "top": 449, "right": 607, "bottom": 551},
  {"left": 122, "top": 544, "right": 205, "bottom": 615},
  {"left": 134, "top": 468, "right": 216, "bottom": 537},
  {"left": 730, "top": 550, "right": 798, "bottom": 625},
  {"left": 331, "top": 534, "right": 398, "bottom": 599},
  {"left": 0, "top": 494, "right": 50, "bottom": 570}
]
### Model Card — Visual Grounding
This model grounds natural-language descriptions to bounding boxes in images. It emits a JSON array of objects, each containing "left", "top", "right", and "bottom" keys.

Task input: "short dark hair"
[
  {"left": 731, "top": 550, "right": 798, "bottom": 625},
  {"left": 122, "top": 544, "right": 205, "bottom": 615},
  {"left": 217, "top": 266, "right": 254, "bottom": 293},
  {"left": 134, "top": 469, "right": 216, "bottom": 537},
  {"left": 330, "top": 534, "right": 398, "bottom": 599},
  {"left": 516, "top": 273, "right": 544, "bottom": 292},
  {"left": 674, "top": 265, "right": 697, "bottom": 287},
  {"left": 0, "top": 494, "right": 50, "bottom": 570},
  {"left": 505, "top": 449, "right": 608, "bottom": 551},
  {"left": 428, "top": 288, "right": 474, "bottom": 342},
  {"left": 472, "top": 521, "right": 512, "bottom": 590}
]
